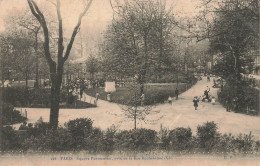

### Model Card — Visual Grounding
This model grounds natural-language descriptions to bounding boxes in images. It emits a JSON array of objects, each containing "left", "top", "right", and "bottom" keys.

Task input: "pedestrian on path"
[
  {"left": 95, "top": 92, "right": 100, "bottom": 105},
  {"left": 175, "top": 88, "right": 179, "bottom": 100},
  {"left": 168, "top": 96, "right": 172, "bottom": 105},
  {"left": 211, "top": 96, "right": 216, "bottom": 105},
  {"left": 80, "top": 88, "right": 84, "bottom": 99},
  {"left": 193, "top": 96, "right": 200, "bottom": 110},
  {"left": 141, "top": 93, "right": 145, "bottom": 106},
  {"left": 107, "top": 92, "right": 111, "bottom": 102},
  {"left": 207, "top": 75, "right": 210, "bottom": 82},
  {"left": 206, "top": 86, "right": 210, "bottom": 92}
]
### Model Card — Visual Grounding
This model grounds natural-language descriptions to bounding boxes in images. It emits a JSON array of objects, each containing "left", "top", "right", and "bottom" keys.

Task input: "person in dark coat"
[
  {"left": 193, "top": 96, "right": 200, "bottom": 110},
  {"left": 175, "top": 88, "right": 179, "bottom": 100},
  {"left": 80, "top": 88, "right": 84, "bottom": 99}
]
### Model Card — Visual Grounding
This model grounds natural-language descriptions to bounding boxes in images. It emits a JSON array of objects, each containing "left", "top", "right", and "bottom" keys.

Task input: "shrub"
[
  {"left": 22, "top": 128, "right": 73, "bottom": 151},
  {"left": 255, "top": 140, "right": 260, "bottom": 152},
  {"left": 66, "top": 118, "right": 93, "bottom": 150},
  {"left": 115, "top": 128, "right": 157, "bottom": 151},
  {"left": 85, "top": 128, "right": 104, "bottom": 152},
  {"left": 218, "top": 82, "right": 259, "bottom": 114},
  {"left": 158, "top": 127, "right": 170, "bottom": 150},
  {"left": 233, "top": 133, "right": 254, "bottom": 152},
  {"left": 102, "top": 125, "right": 117, "bottom": 152},
  {"left": 168, "top": 127, "right": 192, "bottom": 151},
  {"left": 213, "top": 133, "right": 236, "bottom": 153},
  {"left": 3, "top": 102, "right": 27, "bottom": 125},
  {"left": 197, "top": 121, "right": 220, "bottom": 152},
  {"left": 2, "top": 126, "right": 22, "bottom": 151}
]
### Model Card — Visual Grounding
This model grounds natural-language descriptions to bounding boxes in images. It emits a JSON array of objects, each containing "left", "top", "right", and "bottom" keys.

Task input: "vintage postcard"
[{"left": 0, "top": 0, "right": 259, "bottom": 165}]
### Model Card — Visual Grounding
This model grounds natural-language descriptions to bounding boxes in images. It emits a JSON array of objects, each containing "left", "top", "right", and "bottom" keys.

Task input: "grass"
[
  {"left": 30, "top": 99, "right": 96, "bottom": 109},
  {"left": 85, "top": 82, "right": 195, "bottom": 105}
]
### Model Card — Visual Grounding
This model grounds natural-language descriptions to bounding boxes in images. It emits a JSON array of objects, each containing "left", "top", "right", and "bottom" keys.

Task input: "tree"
[
  {"left": 208, "top": 0, "right": 258, "bottom": 84},
  {"left": 16, "top": 11, "right": 41, "bottom": 88},
  {"left": 1, "top": 32, "right": 35, "bottom": 87},
  {"left": 102, "top": 0, "right": 177, "bottom": 92},
  {"left": 6, "top": 10, "right": 48, "bottom": 88},
  {"left": 27, "top": 0, "right": 93, "bottom": 129},
  {"left": 86, "top": 54, "right": 99, "bottom": 80}
]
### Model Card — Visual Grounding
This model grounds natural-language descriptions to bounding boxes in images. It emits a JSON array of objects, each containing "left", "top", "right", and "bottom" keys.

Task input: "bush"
[
  {"left": 233, "top": 133, "right": 254, "bottom": 152},
  {"left": 168, "top": 127, "right": 192, "bottom": 151},
  {"left": 102, "top": 125, "right": 117, "bottom": 152},
  {"left": 22, "top": 128, "right": 73, "bottom": 151},
  {"left": 158, "top": 127, "right": 170, "bottom": 150},
  {"left": 115, "top": 128, "right": 157, "bottom": 151},
  {"left": 213, "top": 133, "right": 236, "bottom": 153},
  {"left": 3, "top": 102, "right": 27, "bottom": 125},
  {"left": 85, "top": 128, "right": 104, "bottom": 152},
  {"left": 66, "top": 118, "right": 93, "bottom": 150},
  {"left": 218, "top": 82, "right": 259, "bottom": 114},
  {"left": 2, "top": 126, "right": 22, "bottom": 151},
  {"left": 197, "top": 121, "right": 220, "bottom": 152}
]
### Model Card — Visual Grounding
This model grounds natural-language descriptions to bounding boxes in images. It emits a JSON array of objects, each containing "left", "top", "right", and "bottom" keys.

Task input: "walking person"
[
  {"left": 207, "top": 86, "right": 210, "bottom": 91},
  {"left": 95, "top": 92, "right": 100, "bottom": 105},
  {"left": 107, "top": 92, "right": 111, "bottom": 102},
  {"left": 175, "top": 88, "right": 179, "bottom": 100},
  {"left": 80, "top": 87, "right": 84, "bottom": 99},
  {"left": 207, "top": 75, "right": 210, "bottom": 82},
  {"left": 141, "top": 93, "right": 145, "bottom": 106},
  {"left": 193, "top": 96, "right": 200, "bottom": 110},
  {"left": 211, "top": 96, "right": 216, "bottom": 105}
]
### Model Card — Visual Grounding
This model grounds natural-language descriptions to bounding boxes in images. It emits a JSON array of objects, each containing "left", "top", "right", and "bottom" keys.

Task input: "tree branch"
[
  {"left": 27, "top": 0, "right": 55, "bottom": 65},
  {"left": 56, "top": 0, "right": 64, "bottom": 60},
  {"left": 46, "top": 0, "right": 57, "bottom": 7},
  {"left": 63, "top": 0, "right": 93, "bottom": 62}
]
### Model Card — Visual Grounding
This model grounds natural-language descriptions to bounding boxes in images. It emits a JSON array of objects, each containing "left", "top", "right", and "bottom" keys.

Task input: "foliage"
[
  {"left": 218, "top": 82, "right": 259, "bottom": 114},
  {"left": 2, "top": 102, "right": 27, "bottom": 125},
  {"left": 66, "top": 118, "right": 93, "bottom": 150},
  {"left": 197, "top": 121, "right": 220, "bottom": 151},
  {"left": 209, "top": 0, "right": 259, "bottom": 84},
  {"left": 114, "top": 128, "right": 157, "bottom": 151},
  {"left": 168, "top": 127, "right": 192, "bottom": 151},
  {"left": 101, "top": 0, "right": 178, "bottom": 86},
  {"left": 2, "top": 120, "right": 260, "bottom": 153},
  {"left": 1, "top": 87, "right": 95, "bottom": 108},
  {"left": 1, "top": 126, "right": 22, "bottom": 151}
]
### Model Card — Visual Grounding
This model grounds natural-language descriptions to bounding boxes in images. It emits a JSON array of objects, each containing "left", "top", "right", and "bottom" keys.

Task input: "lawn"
[
  {"left": 85, "top": 82, "right": 195, "bottom": 105},
  {"left": 1, "top": 87, "right": 96, "bottom": 109}
]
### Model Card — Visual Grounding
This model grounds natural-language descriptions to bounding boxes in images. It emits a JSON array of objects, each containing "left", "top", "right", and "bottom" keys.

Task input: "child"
[
  {"left": 211, "top": 96, "right": 216, "bottom": 105},
  {"left": 107, "top": 93, "right": 111, "bottom": 102},
  {"left": 168, "top": 96, "right": 173, "bottom": 105},
  {"left": 193, "top": 96, "right": 200, "bottom": 110}
]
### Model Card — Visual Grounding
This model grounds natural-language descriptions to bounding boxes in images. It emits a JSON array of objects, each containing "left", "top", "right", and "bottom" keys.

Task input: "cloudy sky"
[{"left": 0, "top": 0, "right": 202, "bottom": 58}]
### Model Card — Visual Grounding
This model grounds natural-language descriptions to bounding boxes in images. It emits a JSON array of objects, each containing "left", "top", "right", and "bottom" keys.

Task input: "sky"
[{"left": 0, "top": 0, "right": 202, "bottom": 58}]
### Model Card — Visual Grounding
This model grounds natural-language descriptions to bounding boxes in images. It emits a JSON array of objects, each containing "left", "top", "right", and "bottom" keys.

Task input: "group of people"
[{"left": 192, "top": 86, "right": 216, "bottom": 110}]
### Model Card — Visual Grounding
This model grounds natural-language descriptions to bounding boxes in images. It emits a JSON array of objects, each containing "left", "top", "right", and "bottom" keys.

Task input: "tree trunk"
[
  {"left": 140, "top": 32, "right": 148, "bottom": 94},
  {"left": 49, "top": 63, "right": 63, "bottom": 129},
  {"left": 34, "top": 32, "right": 39, "bottom": 89}
]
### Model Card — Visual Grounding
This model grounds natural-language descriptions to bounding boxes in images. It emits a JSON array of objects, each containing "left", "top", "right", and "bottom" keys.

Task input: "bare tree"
[
  {"left": 27, "top": 0, "right": 93, "bottom": 129},
  {"left": 120, "top": 84, "right": 162, "bottom": 130}
]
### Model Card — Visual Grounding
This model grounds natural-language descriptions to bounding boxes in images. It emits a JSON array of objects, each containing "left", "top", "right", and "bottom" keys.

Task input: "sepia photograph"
[{"left": 0, "top": 0, "right": 259, "bottom": 165}]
